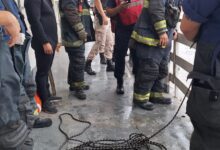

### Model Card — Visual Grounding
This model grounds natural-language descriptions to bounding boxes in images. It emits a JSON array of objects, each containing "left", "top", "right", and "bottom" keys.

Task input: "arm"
[
  {"left": 60, "top": 0, "right": 87, "bottom": 41},
  {"left": 95, "top": 0, "right": 108, "bottom": 25},
  {"left": 106, "top": 1, "right": 129, "bottom": 17},
  {"left": 180, "top": 15, "right": 200, "bottom": 41},
  {"left": 148, "top": 0, "right": 168, "bottom": 47},
  {"left": 0, "top": 11, "right": 20, "bottom": 47},
  {"left": 24, "top": 0, "right": 49, "bottom": 45}
]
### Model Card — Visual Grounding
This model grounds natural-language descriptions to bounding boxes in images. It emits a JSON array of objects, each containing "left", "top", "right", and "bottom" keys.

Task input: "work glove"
[{"left": 77, "top": 29, "right": 87, "bottom": 42}]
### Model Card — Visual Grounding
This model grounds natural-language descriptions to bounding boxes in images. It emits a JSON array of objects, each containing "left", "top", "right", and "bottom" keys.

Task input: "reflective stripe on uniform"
[
  {"left": 134, "top": 92, "right": 150, "bottom": 101},
  {"left": 150, "top": 92, "right": 170, "bottom": 98},
  {"left": 72, "top": 81, "right": 85, "bottom": 88},
  {"left": 143, "top": 0, "right": 149, "bottom": 8},
  {"left": 79, "top": 9, "right": 90, "bottom": 16},
  {"left": 154, "top": 20, "right": 167, "bottom": 31},
  {"left": 131, "top": 31, "right": 159, "bottom": 46},
  {"left": 62, "top": 40, "right": 83, "bottom": 47}
]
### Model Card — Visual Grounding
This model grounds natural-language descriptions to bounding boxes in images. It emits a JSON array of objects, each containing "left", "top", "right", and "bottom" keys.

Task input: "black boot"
[
  {"left": 33, "top": 118, "right": 52, "bottom": 128},
  {"left": 106, "top": 59, "right": 115, "bottom": 72},
  {"left": 116, "top": 78, "right": 124, "bottom": 94},
  {"left": 42, "top": 101, "right": 58, "bottom": 114},
  {"left": 85, "top": 60, "right": 96, "bottom": 75},
  {"left": 75, "top": 89, "right": 87, "bottom": 100},
  {"left": 100, "top": 53, "right": 107, "bottom": 64},
  {"left": 133, "top": 101, "right": 154, "bottom": 111}
]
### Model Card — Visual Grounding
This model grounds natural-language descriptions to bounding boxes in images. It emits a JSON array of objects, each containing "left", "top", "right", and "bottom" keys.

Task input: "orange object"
[{"left": 34, "top": 94, "right": 42, "bottom": 113}]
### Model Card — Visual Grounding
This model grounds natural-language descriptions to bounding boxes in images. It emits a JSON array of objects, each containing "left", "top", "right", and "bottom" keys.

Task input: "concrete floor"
[{"left": 30, "top": 42, "right": 193, "bottom": 150}]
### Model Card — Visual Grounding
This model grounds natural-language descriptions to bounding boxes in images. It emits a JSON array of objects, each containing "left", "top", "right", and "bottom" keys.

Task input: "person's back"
[{"left": 181, "top": 1, "right": 220, "bottom": 150}]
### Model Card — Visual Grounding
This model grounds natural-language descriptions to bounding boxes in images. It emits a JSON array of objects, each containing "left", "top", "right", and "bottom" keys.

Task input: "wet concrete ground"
[{"left": 30, "top": 42, "right": 193, "bottom": 150}]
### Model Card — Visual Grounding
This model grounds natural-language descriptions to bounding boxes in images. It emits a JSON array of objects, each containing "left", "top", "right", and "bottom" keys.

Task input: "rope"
[{"left": 58, "top": 83, "right": 192, "bottom": 150}]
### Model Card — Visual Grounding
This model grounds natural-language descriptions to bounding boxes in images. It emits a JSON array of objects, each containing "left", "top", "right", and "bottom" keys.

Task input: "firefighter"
[
  {"left": 106, "top": 0, "right": 143, "bottom": 95},
  {"left": 59, "top": 0, "right": 94, "bottom": 100},
  {"left": 129, "top": 0, "right": 180, "bottom": 110},
  {"left": 85, "top": 0, "right": 115, "bottom": 75},
  {"left": 181, "top": 0, "right": 220, "bottom": 149}
]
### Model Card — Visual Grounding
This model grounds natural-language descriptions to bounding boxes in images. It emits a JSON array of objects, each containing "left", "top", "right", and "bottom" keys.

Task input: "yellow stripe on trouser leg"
[{"left": 134, "top": 92, "right": 150, "bottom": 102}]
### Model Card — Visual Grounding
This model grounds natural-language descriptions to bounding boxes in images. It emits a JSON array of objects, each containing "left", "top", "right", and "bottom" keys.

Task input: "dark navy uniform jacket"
[{"left": 183, "top": 0, "right": 220, "bottom": 44}]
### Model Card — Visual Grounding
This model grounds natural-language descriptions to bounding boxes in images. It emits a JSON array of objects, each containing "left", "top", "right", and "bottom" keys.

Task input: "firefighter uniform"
[
  {"left": 130, "top": 0, "right": 178, "bottom": 110},
  {"left": 59, "top": 0, "right": 94, "bottom": 100},
  {"left": 181, "top": 0, "right": 220, "bottom": 149},
  {"left": 85, "top": 0, "right": 114, "bottom": 75}
]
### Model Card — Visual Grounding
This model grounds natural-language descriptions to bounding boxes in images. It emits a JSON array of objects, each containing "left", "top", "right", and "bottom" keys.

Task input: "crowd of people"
[{"left": 0, "top": 0, "right": 219, "bottom": 149}]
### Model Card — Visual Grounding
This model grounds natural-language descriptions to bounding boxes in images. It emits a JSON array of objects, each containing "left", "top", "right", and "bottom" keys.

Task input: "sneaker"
[
  {"left": 42, "top": 102, "right": 58, "bottom": 114},
  {"left": 75, "top": 90, "right": 87, "bottom": 100},
  {"left": 133, "top": 101, "right": 154, "bottom": 111},
  {"left": 149, "top": 97, "right": 172, "bottom": 105},
  {"left": 33, "top": 118, "right": 52, "bottom": 128}
]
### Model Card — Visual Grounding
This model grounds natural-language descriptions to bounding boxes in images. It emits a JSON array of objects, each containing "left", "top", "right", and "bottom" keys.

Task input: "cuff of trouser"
[
  {"left": 133, "top": 92, "right": 150, "bottom": 102},
  {"left": 154, "top": 20, "right": 168, "bottom": 35},
  {"left": 72, "top": 22, "right": 84, "bottom": 32},
  {"left": 70, "top": 81, "right": 85, "bottom": 88}
]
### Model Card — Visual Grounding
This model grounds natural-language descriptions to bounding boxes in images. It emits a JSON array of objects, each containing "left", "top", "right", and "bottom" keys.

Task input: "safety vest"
[{"left": 115, "top": 0, "right": 143, "bottom": 26}]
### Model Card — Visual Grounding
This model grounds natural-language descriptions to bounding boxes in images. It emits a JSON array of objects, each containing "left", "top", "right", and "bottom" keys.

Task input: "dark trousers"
[
  {"left": 187, "top": 42, "right": 220, "bottom": 150},
  {"left": 65, "top": 45, "right": 85, "bottom": 85},
  {"left": 132, "top": 41, "right": 171, "bottom": 102},
  {"left": 34, "top": 46, "right": 55, "bottom": 104},
  {"left": 114, "top": 26, "right": 134, "bottom": 81}
]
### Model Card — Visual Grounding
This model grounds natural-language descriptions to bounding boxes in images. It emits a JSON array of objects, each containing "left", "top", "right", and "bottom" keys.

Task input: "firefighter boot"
[
  {"left": 100, "top": 53, "right": 107, "bottom": 64},
  {"left": 133, "top": 101, "right": 154, "bottom": 111},
  {"left": 85, "top": 59, "right": 96, "bottom": 75},
  {"left": 75, "top": 89, "right": 87, "bottom": 100},
  {"left": 106, "top": 59, "right": 115, "bottom": 72}
]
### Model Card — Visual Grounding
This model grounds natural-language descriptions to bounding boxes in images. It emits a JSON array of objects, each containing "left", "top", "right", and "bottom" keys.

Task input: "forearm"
[
  {"left": 180, "top": 15, "right": 200, "bottom": 41},
  {"left": 0, "top": 11, "right": 17, "bottom": 26},
  {"left": 106, "top": 6, "right": 122, "bottom": 17},
  {"left": 95, "top": 0, "right": 106, "bottom": 17}
]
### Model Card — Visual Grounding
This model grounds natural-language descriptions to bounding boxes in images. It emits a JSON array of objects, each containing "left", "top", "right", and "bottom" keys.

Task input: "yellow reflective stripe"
[
  {"left": 62, "top": 40, "right": 83, "bottom": 48},
  {"left": 143, "top": 0, "right": 149, "bottom": 8},
  {"left": 154, "top": 20, "right": 167, "bottom": 31},
  {"left": 150, "top": 92, "right": 170, "bottom": 98},
  {"left": 134, "top": 92, "right": 150, "bottom": 101},
  {"left": 80, "top": 9, "right": 90, "bottom": 16},
  {"left": 131, "top": 31, "right": 159, "bottom": 46},
  {"left": 72, "top": 81, "right": 85, "bottom": 88}
]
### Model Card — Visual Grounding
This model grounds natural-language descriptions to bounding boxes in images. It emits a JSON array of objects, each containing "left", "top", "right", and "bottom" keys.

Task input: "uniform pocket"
[{"left": 187, "top": 85, "right": 220, "bottom": 128}]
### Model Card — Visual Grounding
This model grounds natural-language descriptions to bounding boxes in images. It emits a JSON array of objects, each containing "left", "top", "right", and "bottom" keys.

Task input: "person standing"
[
  {"left": 85, "top": 0, "right": 115, "bottom": 75},
  {"left": 181, "top": 0, "right": 220, "bottom": 149},
  {"left": 0, "top": 8, "right": 33, "bottom": 150},
  {"left": 129, "top": 0, "right": 180, "bottom": 110},
  {"left": 106, "top": 0, "right": 143, "bottom": 94},
  {"left": 59, "top": 0, "right": 93, "bottom": 100},
  {"left": 24, "top": 0, "right": 59, "bottom": 114}
]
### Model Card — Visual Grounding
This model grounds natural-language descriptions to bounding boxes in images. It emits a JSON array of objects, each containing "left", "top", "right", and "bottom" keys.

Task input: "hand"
[
  {"left": 43, "top": 42, "right": 53, "bottom": 55},
  {"left": 102, "top": 15, "right": 109, "bottom": 25},
  {"left": 119, "top": 1, "right": 129, "bottom": 11},
  {"left": 159, "top": 32, "right": 169, "bottom": 48},
  {"left": 77, "top": 29, "right": 87, "bottom": 42},
  {"left": 4, "top": 12, "right": 20, "bottom": 47}
]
